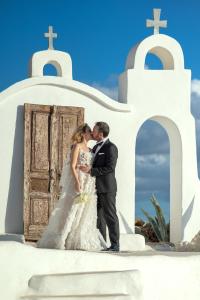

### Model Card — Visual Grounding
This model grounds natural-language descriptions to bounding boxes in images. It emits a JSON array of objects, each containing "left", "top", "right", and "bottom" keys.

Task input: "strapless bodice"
[{"left": 78, "top": 149, "right": 93, "bottom": 166}]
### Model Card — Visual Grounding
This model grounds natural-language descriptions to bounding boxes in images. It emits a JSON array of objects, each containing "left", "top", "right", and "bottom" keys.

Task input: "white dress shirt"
[{"left": 94, "top": 137, "right": 109, "bottom": 157}]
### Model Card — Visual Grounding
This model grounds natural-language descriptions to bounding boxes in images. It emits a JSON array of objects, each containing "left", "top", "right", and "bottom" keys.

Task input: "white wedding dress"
[{"left": 37, "top": 149, "right": 106, "bottom": 250}]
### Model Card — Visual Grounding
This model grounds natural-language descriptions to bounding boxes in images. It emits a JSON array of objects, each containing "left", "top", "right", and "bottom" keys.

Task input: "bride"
[{"left": 37, "top": 123, "right": 106, "bottom": 250}]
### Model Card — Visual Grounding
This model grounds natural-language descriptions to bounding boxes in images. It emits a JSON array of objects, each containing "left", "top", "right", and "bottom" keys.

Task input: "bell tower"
[{"left": 118, "top": 9, "right": 199, "bottom": 242}]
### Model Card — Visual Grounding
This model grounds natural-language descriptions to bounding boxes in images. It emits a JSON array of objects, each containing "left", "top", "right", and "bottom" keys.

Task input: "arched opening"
[
  {"left": 135, "top": 120, "right": 170, "bottom": 237},
  {"left": 43, "top": 64, "right": 58, "bottom": 76},
  {"left": 135, "top": 116, "right": 182, "bottom": 242},
  {"left": 43, "top": 61, "right": 62, "bottom": 76},
  {"left": 145, "top": 53, "right": 164, "bottom": 70},
  {"left": 144, "top": 46, "right": 175, "bottom": 70}
]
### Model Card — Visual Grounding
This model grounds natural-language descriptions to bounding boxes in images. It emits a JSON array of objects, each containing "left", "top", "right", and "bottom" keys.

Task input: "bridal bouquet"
[{"left": 74, "top": 192, "right": 90, "bottom": 204}]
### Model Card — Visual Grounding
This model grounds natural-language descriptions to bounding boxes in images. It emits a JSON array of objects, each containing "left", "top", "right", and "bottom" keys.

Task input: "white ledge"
[{"left": 0, "top": 77, "right": 132, "bottom": 112}]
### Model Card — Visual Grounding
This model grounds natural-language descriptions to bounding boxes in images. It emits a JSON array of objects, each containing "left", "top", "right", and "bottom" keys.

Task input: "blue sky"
[{"left": 1, "top": 0, "right": 200, "bottom": 222}]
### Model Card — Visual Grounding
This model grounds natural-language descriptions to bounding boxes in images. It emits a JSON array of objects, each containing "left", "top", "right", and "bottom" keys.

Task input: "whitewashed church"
[{"left": 1, "top": 9, "right": 200, "bottom": 300}]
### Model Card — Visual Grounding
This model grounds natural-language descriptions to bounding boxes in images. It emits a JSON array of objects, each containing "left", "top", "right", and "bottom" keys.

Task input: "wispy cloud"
[
  {"left": 91, "top": 82, "right": 118, "bottom": 100},
  {"left": 191, "top": 79, "right": 200, "bottom": 120},
  {"left": 191, "top": 79, "right": 200, "bottom": 96},
  {"left": 136, "top": 120, "right": 169, "bottom": 155},
  {"left": 90, "top": 73, "right": 119, "bottom": 100}
]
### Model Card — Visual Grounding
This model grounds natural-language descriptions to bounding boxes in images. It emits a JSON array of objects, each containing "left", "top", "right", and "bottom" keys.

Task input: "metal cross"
[
  {"left": 44, "top": 26, "right": 57, "bottom": 50},
  {"left": 146, "top": 9, "right": 167, "bottom": 35}
]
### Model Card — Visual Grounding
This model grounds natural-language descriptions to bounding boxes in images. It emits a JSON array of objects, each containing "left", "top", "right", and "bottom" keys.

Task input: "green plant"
[{"left": 141, "top": 195, "right": 169, "bottom": 242}]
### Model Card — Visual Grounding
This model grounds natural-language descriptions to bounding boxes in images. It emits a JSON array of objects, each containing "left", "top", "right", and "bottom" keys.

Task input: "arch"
[
  {"left": 126, "top": 34, "right": 185, "bottom": 71},
  {"left": 30, "top": 50, "right": 73, "bottom": 79},
  {"left": 145, "top": 47, "right": 174, "bottom": 69},
  {"left": 145, "top": 51, "right": 165, "bottom": 70},
  {"left": 135, "top": 115, "right": 183, "bottom": 242},
  {"left": 43, "top": 62, "right": 60, "bottom": 76},
  {"left": 135, "top": 120, "right": 170, "bottom": 229}
]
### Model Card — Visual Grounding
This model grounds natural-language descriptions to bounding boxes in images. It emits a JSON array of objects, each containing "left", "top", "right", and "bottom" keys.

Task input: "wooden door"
[{"left": 24, "top": 103, "right": 84, "bottom": 241}]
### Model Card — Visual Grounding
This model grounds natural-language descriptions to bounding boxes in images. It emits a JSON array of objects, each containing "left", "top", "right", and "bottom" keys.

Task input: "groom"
[{"left": 80, "top": 122, "right": 120, "bottom": 251}]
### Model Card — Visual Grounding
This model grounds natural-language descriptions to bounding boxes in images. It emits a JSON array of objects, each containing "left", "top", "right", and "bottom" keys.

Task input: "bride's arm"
[{"left": 70, "top": 144, "right": 81, "bottom": 193}]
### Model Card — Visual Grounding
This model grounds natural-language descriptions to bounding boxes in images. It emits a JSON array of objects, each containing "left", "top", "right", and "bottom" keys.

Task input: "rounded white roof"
[{"left": 125, "top": 34, "right": 185, "bottom": 70}]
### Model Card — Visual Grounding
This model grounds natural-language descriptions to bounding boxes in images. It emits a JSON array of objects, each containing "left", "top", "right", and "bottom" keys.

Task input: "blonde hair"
[{"left": 71, "top": 123, "right": 91, "bottom": 144}]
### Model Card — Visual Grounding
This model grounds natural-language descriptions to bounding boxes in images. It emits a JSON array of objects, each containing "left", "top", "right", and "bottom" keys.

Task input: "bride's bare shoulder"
[
  {"left": 70, "top": 143, "right": 81, "bottom": 156},
  {"left": 71, "top": 143, "right": 81, "bottom": 149}
]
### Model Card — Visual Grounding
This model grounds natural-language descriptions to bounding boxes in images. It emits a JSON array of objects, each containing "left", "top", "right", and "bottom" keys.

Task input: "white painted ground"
[{"left": 0, "top": 241, "right": 200, "bottom": 300}]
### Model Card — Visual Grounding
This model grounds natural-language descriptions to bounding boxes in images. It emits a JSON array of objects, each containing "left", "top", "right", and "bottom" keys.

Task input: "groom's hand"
[{"left": 79, "top": 165, "right": 91, "bottom": 173}]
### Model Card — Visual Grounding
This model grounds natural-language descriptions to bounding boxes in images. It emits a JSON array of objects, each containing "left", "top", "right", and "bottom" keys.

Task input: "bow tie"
[{"left": 96, "top": 141, "right": 103, "bottom": 146}]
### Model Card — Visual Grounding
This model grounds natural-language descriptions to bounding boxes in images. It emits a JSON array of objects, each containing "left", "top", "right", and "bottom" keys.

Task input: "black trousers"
[{"left": 97, "top": 192, "right": 119, "bottom": 247}]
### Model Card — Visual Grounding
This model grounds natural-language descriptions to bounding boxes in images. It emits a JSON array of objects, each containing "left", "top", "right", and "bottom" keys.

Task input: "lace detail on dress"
[{"left": 37, "top": 149, "right": 107, "bottom": 251}]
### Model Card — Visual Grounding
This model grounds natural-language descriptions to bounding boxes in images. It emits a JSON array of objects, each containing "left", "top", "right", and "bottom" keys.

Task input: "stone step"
[
  {"left": 0, "top": 233, "right": 25, "bottom": 243},
  {"left": 21, "top": 293, "right": 132, "bottom": 300},
  {"left": 120, "top": 234, "right": 145, "bottom": 251},
  {"left": 27, "top": 270, "right": 142, "bottom": 298}
]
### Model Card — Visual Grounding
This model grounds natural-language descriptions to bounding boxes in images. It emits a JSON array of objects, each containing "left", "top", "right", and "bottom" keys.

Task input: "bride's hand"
[
  {"left": 79, "top": 164, "right": 87, "bottom": 171},
  {"left": 79, "top": 164, "right": 91, "bottom": 173},
  {"left": 75, "top": 181, "right": 81, "bottom": 193}
]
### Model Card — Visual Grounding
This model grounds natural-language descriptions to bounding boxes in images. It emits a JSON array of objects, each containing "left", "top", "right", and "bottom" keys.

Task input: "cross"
[
  {"left": 44, "top": 26, "right": 57, "bottom": 50},
  {"left": 146, "top": 9, "right": 167, "bottom": 35}
]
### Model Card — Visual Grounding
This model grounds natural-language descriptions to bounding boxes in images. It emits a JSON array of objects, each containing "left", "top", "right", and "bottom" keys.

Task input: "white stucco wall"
[
  {"left": 0, "top": 76, "right": 134, "bottom": 235},
  {"left": 1, "top": 33, "right": 200, "bottom": 243}
]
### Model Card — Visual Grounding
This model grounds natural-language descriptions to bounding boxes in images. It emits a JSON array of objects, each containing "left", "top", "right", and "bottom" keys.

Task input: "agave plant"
[{"left": 141, "top": 195, "right": 169, "bottom": 242}]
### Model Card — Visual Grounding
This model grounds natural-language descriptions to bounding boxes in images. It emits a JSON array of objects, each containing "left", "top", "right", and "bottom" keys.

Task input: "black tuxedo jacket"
[{"left": 91, "top": 139, "right": 118, "bottom": 193}]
